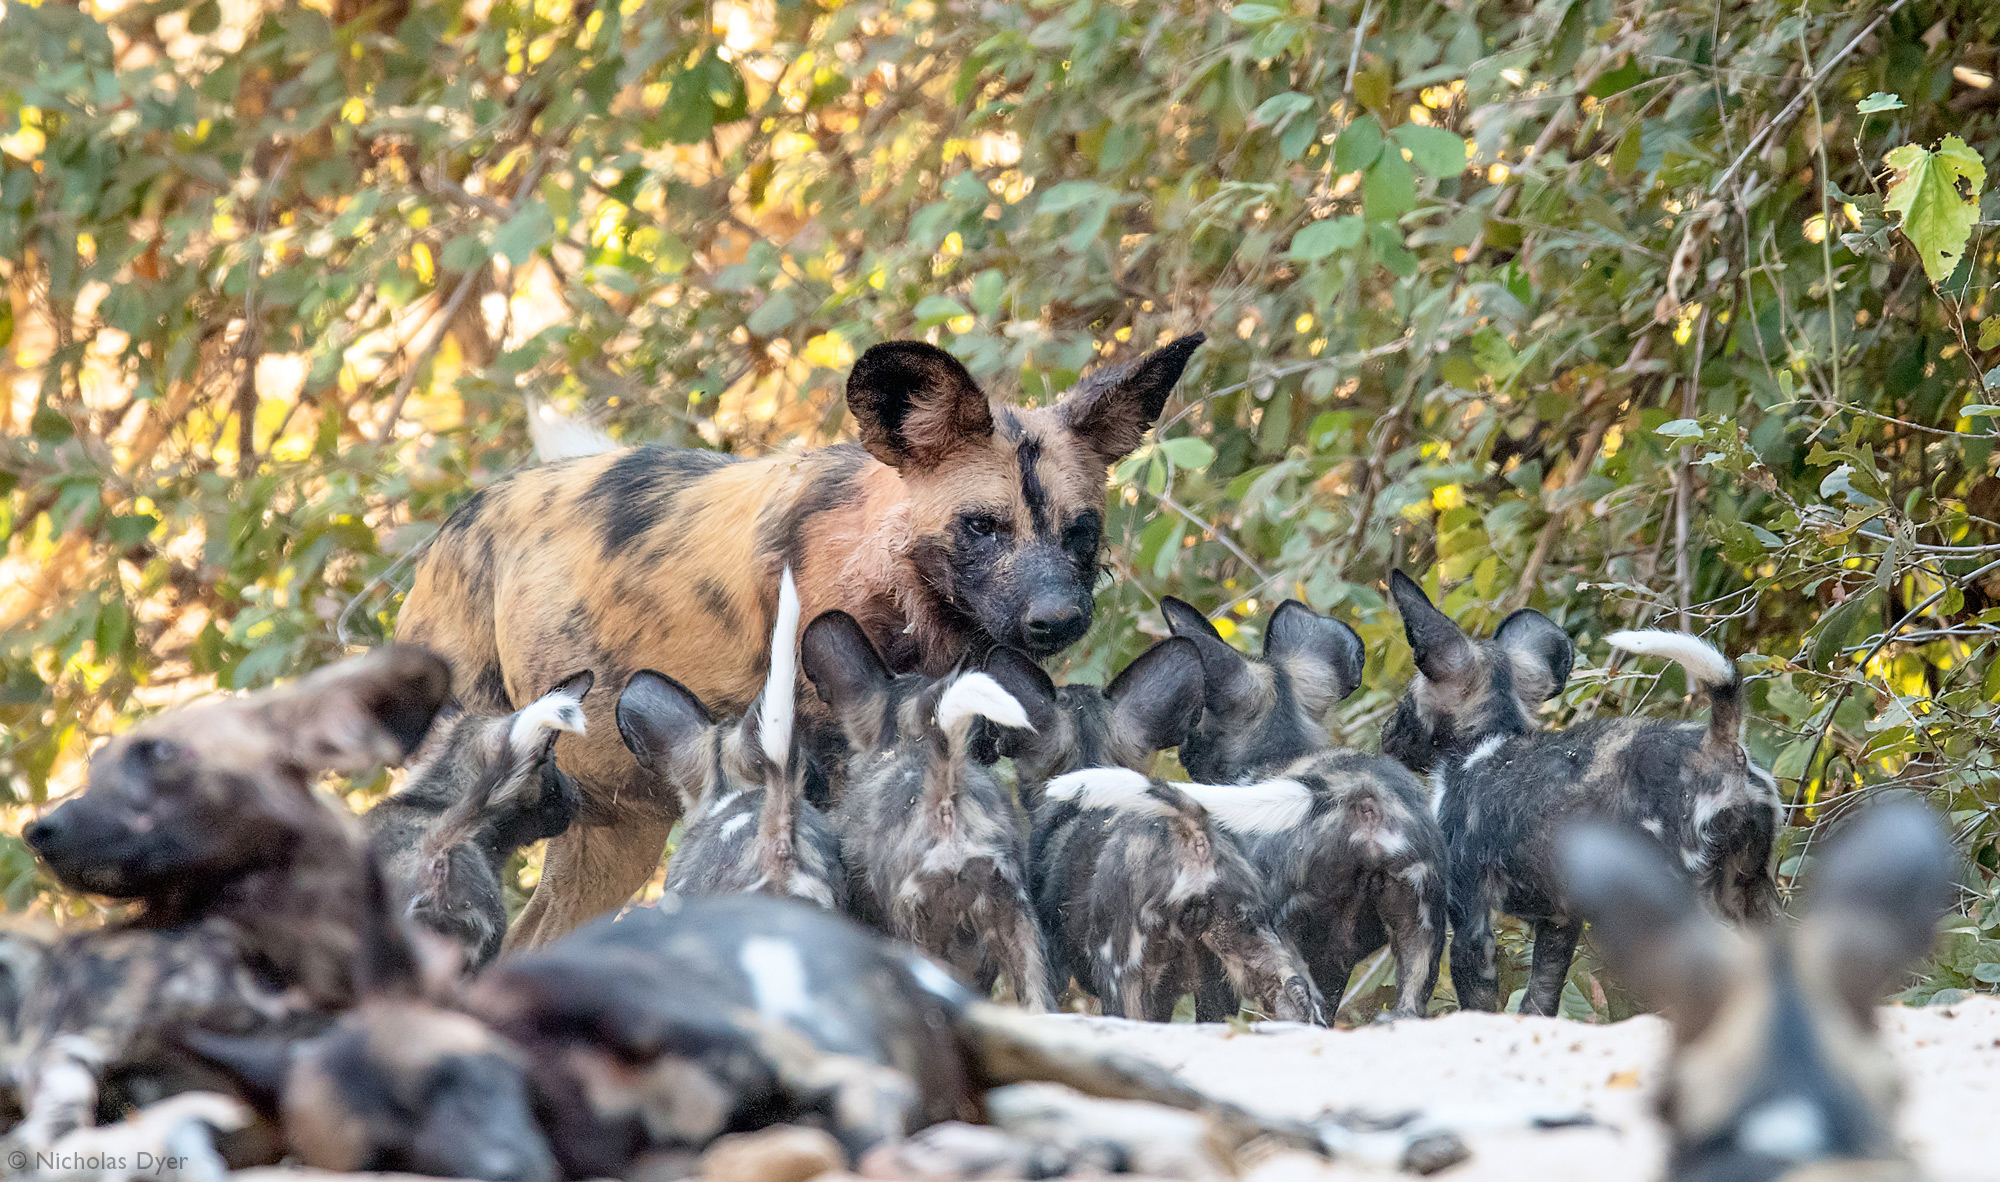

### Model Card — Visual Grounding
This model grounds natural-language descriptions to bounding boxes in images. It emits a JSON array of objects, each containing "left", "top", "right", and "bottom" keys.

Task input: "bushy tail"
[
  {"left": 417, "top": 685, "right": 587, "bottom": 891},
  {"left": 755, "top": 570, "right": 804, "bottom": 880},
  {"left": 926, "top": 673, "right": 1031, "bottom": 812},
  {"left": 1044, "top": 768, "right": 1313, "bottom": 837},
  {"left": 526, "top": 395, "right": 619, "bottom": 462},
  {"left": 1607, "top": 630, "right": 1742, "bottom": 754}
]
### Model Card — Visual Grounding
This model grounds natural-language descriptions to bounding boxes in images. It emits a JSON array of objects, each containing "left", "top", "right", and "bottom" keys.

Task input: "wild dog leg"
[
  {"left": 1519, "top": 918, "right": 1582, "bottom": 1016},
  {"left": 1203, "top": 923, "right": 1320, "bottom": 1025},
  {"left": 1446, "top": 887, "right": 1502, "bottom": 1012},
  {"left": 987, "top": 892, "right": 1056, "bottom": 1013},
  {"left": 505, "top": 816, "right": 676, "bottom": 951},
  {"left": 1379, "top": 873, "right": 1444, "bottom": 1019},
  {"left": 1191, "top": 952, "right": 1237, "bottom": 1022}
]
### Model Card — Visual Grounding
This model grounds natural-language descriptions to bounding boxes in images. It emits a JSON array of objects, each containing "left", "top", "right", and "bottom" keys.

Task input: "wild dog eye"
[
  {"left": 963, "top": 513, "right": 1005, "bottom": 540},
  {"left": 126, "top": 738, "right": 184, "bottom": 770}
]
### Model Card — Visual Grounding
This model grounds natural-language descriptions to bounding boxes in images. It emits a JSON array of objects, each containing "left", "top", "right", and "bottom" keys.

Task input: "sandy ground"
[{"left": 230, "top": 997, "right": 2000, "bottom": 1181}]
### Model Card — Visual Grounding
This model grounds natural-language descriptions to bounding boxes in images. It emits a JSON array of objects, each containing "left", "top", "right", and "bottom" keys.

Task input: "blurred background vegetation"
[{"left": 6, "top": 0, "right": 2000, "bottom": 1016}]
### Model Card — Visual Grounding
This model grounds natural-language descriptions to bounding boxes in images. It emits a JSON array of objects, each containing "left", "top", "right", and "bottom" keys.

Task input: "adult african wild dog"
[
  {"left": 1162, "top": 597, "right": 1448, "bottom": 1021},
  {"left": 10, "top": 647, "right": 453, "bottom": 1151},
  {"left": 1560, "top": 801, "right": 1953, "bottom": 1182},
  {"left": 364, "top": 671, "right": 590, "bottom": 969},
  {"left": 1382, "top": 570, "right": 1781, "bottom": 1017},
  {"left": 985, "top": 642, "right": 1322, "bottom": 1024},
  {"left": 396, "top": 333, "right": 1206, "bottom": 947},
  {"left": 615, "top": 569, "right": 847, "bottom": 910}
]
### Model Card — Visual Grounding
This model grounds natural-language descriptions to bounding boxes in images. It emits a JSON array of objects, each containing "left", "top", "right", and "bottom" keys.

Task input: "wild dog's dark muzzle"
[
  {"left": 23, "top": 801, "right": 151, "bottom": 895},
  {"left": 1015, "top": 549, "right": 1093, "bottom": 655}
]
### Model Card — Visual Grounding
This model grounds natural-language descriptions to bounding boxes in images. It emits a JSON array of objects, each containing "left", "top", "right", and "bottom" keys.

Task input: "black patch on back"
[
  {"left": 695, "top": 578, "right": 736, "bottom": 630},
  {"left": 473, "top": 663, "right": 512, "bottom": 713},
  {"left": 438, "top": 489, "right": 488, "bottom": 539},
  {"left": 753, "top": 445, "right": 869, "bottom": 571},
  {"left": 585, "top": 447, "right": 737, "bottom": 557},
  {"left": 1017, "top": 435, "right": 1050, "bottom": 536}
]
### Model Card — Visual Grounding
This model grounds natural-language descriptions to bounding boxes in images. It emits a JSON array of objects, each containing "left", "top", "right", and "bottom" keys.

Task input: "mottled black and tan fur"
[
  {"left": 802, "top": 611, "right": 1054, "bottom": 1011},
  {"left": 1560, "top": 801, "right": 1953, "bottom": 1182},
  {"left": 364, "top": 672, "right": 591, "bottom": 969},
  {"left": 616, "top": 570, "right": 847, "bottom": 911},
  {"left": 1164, "top": 597, "right": 1448, "bottom": 1020},
  {"left": 986, "top": 642, "right": 1321, "bottom": 1024},
  {"left": 396, "top": 334, "right": 1204, "bottom": 949},
  {"left": 1381, "top": 570, "right": 1780, "bottom": 1016}
]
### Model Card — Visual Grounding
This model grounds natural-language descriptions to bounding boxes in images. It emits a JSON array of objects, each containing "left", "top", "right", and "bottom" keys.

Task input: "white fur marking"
[
  {"left": 935, "top": 672, "right": 1032, "bottom": 737},
  {"left": 740, "top": 937, "right": 811, "bottom": 1021},
  {"left": 1461, "top": 734, "right": 1508, "bottom": 770},
  {"left": 758, "top": 568, "right": 802, "bottom": 767},
  {"left": 509, "top": 689, "right": 587, "bottom": 756},
  {"left": 716, "top": 812, "right": 753, "bottom": 841},
  {"left": 526, "top": 395, "right": 619, "bottom": 461},
  {"left": 1736, "top": 1096, "right": 1829, "bottom": 1160},
  {"left": 1641, "top": 818, "right": 1666, "bottom": 839},
  {"left": 1427, "top": 769, "right": 1449, "bottom": 819},
  {"left": 1167, "top": 780, "right": 1314, "bottom": 836},
  {"left": 1607, "top": 630, "right": 1735, "bottom": 687},
  {"left": 1044, "top": 768, "right": 1167, "bottom": 814}
]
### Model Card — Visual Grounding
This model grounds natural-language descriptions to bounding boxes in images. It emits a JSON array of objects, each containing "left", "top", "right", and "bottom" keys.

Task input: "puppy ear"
[
  {"left": 1558, "top": 821, "right": 1732, "bottom": 1037},
  {"left": 614, "top": 672, "right": 715, "bottom": 803},
  {"left": 1495, "top": 609, "right": 1573, "bottom": 702},
  {"left": 1388, "top": 571, "right": 1475, "bottom": 686},
  {"left": 846, "top": 341, "right": 993, "bottom": 471},
  {"left": 262, "top": 645, "right": 454, "bottom": 773},
  {"left": 1804, "top": 800, "right": 1957, "bottom": 1023},
  {"left": 801, "top": 611, "right": 896, "bottom": 751},
  {"left": 1161, "top": 598, "right": 1260, "bottom": 720},
  {"left": 1105, "top": 637, "right": 1206, "bottom": 755},
  {"left": 981, "top": 647, "right": 1061, "bottom": 762},
  {"left": 1057, "top": 333, "right": 1205, "bottom": 463},
  {"left": 175, "top": 1029, "right": 292, "bottom": 1119},
  {"left": 1263, "top": 600, "right": 1366, "bottom": 717}
]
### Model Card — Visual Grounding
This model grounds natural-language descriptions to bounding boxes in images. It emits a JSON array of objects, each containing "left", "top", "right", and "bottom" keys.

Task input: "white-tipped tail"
[
  {"left": 1044, "top": 767, "right": 1168, "bottom": 815},
  {"left": 508, "top": 687, "right": 588, "bottom": 756},
  {"left": 758, "top": 568, "right": 802, "bottom": 767},
  {"left": 527, "top": 396, "right": 619, "bottom": 462},
  {"left": 935, "top": 672, "right": 1032, "bottom": 739},
  {"left": 1168, "top": 779, "right": 1315, "bottom": 836},
  {"left": 1607, "top": 630, "right": 1735, "bottom": 687}
]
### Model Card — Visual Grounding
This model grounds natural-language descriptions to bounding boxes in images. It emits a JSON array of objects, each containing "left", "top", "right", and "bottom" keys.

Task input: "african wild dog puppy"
[
  {"left": 984, "top": 643, "right": 1322, "bottom": 1024},
  {"left": 184, "top": 893, "right": 1327, "bottom": 1181},
  {"left": 8, "top": 647, "right": 453, "bottom": 1149},
  {"left": 1560, "top": 801, "right": 1953, "bottom": 1182},
  {"left": 395, "top": 333, "right": 1205, "bottom": 949},
  {"left": 1381, "top": 570, "right": 1780, "bottom": 1016},
  {"left": 363, "top": 671, "right": 590, "bottom": 969},
  {"left": 802, "top": 610, "right": 1055, "bottom": 1011},
  {"left": 615, "top": 570, "right": 847, "bottom": 910},
  {"left": 1163, "top": 597, "right": 1448, "bottom": 1020}
]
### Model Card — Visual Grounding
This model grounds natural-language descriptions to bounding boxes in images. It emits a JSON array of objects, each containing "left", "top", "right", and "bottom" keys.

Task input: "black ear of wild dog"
[
  {"left": 615, "top": 670, "right": 716, "bottom": 800},
  {"left": 801, "top": 610, "right": 897, "bottom": 751},
  {"left": 1263, "top": 599, "right": 1366, "bottom": 712},
  {"left": 1104, "top": 636, "right": 1207, "bottom": 755},
  {"left": 846, "top": 341, "right": 995, "bottom": 471},
  {"left": 1494, "top": 608, "right": 1574, "bottom": 703},
  {"left": 1159, "top": 597, "right": 1259, "bottom": 716},
  {"left": 1557, "top": 820, "right": 1732, "bottom": 1036},
  {"left": 1804, "top": 799, "right": 1958, "bottom": 1022},
  {"left": 258, "top": 644, "right": 455, "bottom": 772},
  {"left": 1056, "top": 332, "right": 1206, "bottom": 463},
  {"left": 1387, "top": 570, "right": 1475, "bottom": 685}
]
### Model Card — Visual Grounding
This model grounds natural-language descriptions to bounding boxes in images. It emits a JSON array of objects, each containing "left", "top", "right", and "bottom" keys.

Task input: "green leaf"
[
  {"left": 1655, "top": 418, "right": 1705, "bottom": 439},
  {"left": 1884, "top": 135, "right": 1988, "bottom": 283},
  {"left": 747, "top": 292, "right": 797, "bottom": 335},
  {"left": 971, "top": 269, "right": 1006, "bottom": 318},
  {"left": 1363, "top": 147, "right": 1417, "bottom": 220},
  {"left": 1280, "top": 117, "right": 1317, "bottom": 161},
  {"left": 491, "top": 201, "right": 553, "bottom": 267},
  {"left": 1391, "top": 124, "right": 1468, "bottom": 177},
  {"left": 1810, "top": 588, "right": 1879, "bottom": 670},
  {"left": 1288, "top": 216, "right": 1363, "bottom": 261},
  {"left": 187, "top": 0, "right": 221, "bottom": 34},
  {"left": 1980, "top": 317, "right": 2000, "bottom": 350},
  {"left": 1961, "top": 404, "right": 2000, "bottom": 418},
  {"left": 1857, "top": 92, "right": 1905, "bottom": 115},
  {"left": 1251, "top": 91, "right": 1314, "bottom": 128},
  {"left": 913, "top": 294, "right": 969, "bottom": 327},
  {"left": 441, "top": 234, "right": 489, "bottom": 273},
  {"left": 0, "top": 298, "right": 13, "bottom": 351},
  {"left": 1228, "top": 3, "right": 1283, "bottom": 25},
  {"left": 1333, "top": 115, "right": 1384, "bottom": 173},
  {"left": 1159, "top": 436, "right": 1216, "bottom": 471},
  {"left": 1036, "top": 181, "right": 1107, "bottom": 216},
  {"left": 1974, "top": 962, "right": 2000, "bottom": 985}
]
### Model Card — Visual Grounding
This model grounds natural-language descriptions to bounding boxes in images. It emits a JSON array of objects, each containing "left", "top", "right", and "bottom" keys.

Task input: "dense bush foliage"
[{"left": 7, "top": 0, "right": 2000, "bottom": 1010}]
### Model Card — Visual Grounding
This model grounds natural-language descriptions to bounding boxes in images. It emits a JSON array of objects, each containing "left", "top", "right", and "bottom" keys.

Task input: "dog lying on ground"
[
  {"left": 182, "top": 892, "right": 1333, "bottom": 1181},
  {"left": 396, "top": 334, "right": 1206, "bottom": 950},
  {"left": 1383, "top": 570, "right": 1780, "bottom": 1016},
  {"left": 985, "top": 641, "right": 1322, "bottom": 1024},
  {"left": 802, "top": 611, "right": 1054, "bottom": 1010},
  {"left": 615, "top": 569, "right": 846, "bottom": 910},
  {"left": 1560, "top": 800, "right": 1954, "bottom": 1182},
  {"left": 1160, "top": 597, "right": 1447, "bottom": 1021},
  {"left": 8, "top": 646, "right": 452, "bottom": 1152},
  {"left": 364, "top": 671, "right": 590, "bottom": 969}
]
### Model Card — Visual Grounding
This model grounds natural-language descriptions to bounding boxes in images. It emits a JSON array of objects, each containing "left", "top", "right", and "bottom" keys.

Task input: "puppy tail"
[
  {"left": 958, "top": 1000, "right": 1326, "bottom": 1156},
  {"left": 935, "top": 672, "right": 1032, "bottom": 759},
  {"left": 526, "top": 395, "right": 619, "bottom": 462},
  {"left": 755, "top": 568, "right": 802, "bottom": 771},
  {"left": 1044, "top": 769, "right": 1313, "bottom": 838},
  {"left": 1607, "top": 630, "right": 1742, "bottom": 752},
  {"left": 419, "top": 684, "right": 588, "bottom": 893}
]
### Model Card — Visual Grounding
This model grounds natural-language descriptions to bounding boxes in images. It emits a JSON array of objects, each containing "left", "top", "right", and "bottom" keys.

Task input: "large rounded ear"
[
  {"left": 1161, "top": 598, "right": 1259, "bottom": 720},
  {"left": 260, "top": 645, "right": 454, "bottom": 773},
  {"left": 174, "top": 1029, "right": 294, "bottom": 1120},
  {"left": 1558, "top": 821, "right": 1732, "bottom": 1037},
  {"left": 982, "top": 647, "right": 1061, "bottom": 762},
  {"left": 1495, "top": 610, "right": 1573, "bottom": 703},
  {"left": 1057, "top": 334, "right": 1206, "bottom": 463},
  {"left": 1263, "top": 600, "right": 1366, "bottom": 716},
  {"left": 801, "top": 611, "right": 896, "bottom": 751},
  {"left": 1387, "top": 571, "right": 1474, "bottom": 686},
  {"left": 614, "top": 672, "right": 715, "bottom": 800},
  {"left": 1105, "top": 637, "right": 1206, "bottom": 755},
  {"left": 846, "top": 341, "right": 994, "bottom": 471},
  {"left": 1804, "top": 800, "right": 1958, "bottom": 1023}
]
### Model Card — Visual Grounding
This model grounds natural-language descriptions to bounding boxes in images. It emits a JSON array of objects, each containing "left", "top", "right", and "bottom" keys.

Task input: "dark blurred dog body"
[{"left": 1382, "top": 571, "right": 1779, "bottom": 1016}]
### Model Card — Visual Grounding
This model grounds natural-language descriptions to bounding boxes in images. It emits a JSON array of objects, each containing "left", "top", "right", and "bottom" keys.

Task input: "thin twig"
[
  {"left": 1341, "top": 0, "right": 1374, "bottom": 101},
  {"left": 1674, "top": 308, "right": 1709, "bottom": 631},
  {"left": 1798, "top": 14, "right": 1840, "bottom": 411},
  {"left": 233, "top": 148, "right": 294, "bottom": 473}
]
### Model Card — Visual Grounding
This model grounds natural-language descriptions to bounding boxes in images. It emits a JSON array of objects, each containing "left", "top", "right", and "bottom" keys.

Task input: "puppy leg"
[
  {"left": 1191, "top": 952, "right": 1237, "bottom": 1022},
  {"left": 1519, "top": 918, "right": 1582, "bottom": 1017},
  {"left": 1202, "top": 923, "right": 1321, "bottom": 1025},
  {"left": 506, "top": 816, "right": 676, "bottom": 951},
  {"left": 986, "top": 891, "right": 1055, "bottom": 1013},
  {"left": 1379, "top": 875, "right": 1443, "bottom": 1020},
  {"left": 1446, "top": 890, "right": 1502, "bottom": 1012}
]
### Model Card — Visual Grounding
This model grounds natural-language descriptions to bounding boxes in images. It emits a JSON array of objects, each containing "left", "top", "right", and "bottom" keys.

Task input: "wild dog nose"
[
  {"left": 22, "top": 816, "right": 58, "bottom": 852},
  {"left": 1022, "top": 601, "right": 1087, "bottom": 651}
]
